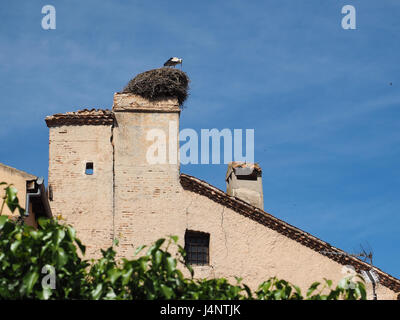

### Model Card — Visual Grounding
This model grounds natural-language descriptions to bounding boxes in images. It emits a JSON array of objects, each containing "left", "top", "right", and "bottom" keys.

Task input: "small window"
[
  {"left": 48, "top": 185, "right": 53, "bottom": 201},
  {"left": 184, "top": 230, "right": 210, "bottom": 266},
  {"left": 85, "top": 162, "right": 94, "bottom": 175}
]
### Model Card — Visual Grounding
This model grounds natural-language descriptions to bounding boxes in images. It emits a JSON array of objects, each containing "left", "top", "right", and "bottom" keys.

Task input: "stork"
[{"left": 163, "top": 57, "right": 183, "bottom": 68}]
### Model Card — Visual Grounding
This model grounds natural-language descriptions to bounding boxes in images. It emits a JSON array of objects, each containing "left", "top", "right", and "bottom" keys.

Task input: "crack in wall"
[
  {"left": 220, "top": 206, "right": 228, "bottom": 258},
  {"left": 185, "top": 196, "right": 195, "bottom": 230}
]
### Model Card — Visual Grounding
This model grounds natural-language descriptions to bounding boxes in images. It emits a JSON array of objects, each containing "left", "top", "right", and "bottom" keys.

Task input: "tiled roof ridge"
[
  {"left": 180, "top": 173, "right": 400, "bottom": 293},
  {"left": 45, "top": 108, "right": 114, "bottom": 126}
]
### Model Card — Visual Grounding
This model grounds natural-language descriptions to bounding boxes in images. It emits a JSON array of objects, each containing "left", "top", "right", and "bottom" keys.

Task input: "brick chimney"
[
  {"left": 226, "top": 162, "right": 264, "bottom": 209},
  {"left": 112, "top": 93, "right": 181, "bottom": 200}
]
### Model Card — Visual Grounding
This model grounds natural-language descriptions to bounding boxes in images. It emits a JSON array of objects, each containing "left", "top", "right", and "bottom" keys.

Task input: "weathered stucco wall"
[
  {"left": 48, "top": 125, "right": 114, "bottom": 257},
  {"left": 110, "top": 184, "right": 396, "bottom": 300},
  {"left": 0, "top": 163, "right": 35, "bottom": 218}
]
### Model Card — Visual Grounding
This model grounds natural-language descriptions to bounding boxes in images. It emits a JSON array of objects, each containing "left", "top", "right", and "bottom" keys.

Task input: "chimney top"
[
  {"left": 112, "top": 93, "right": 180, "bottom": 113},
  {"left": 226, "top": 162, "right": 262, "bottom": 180},
  {"left": 226, "top": 162, "right": 263, "bottom": 209}
]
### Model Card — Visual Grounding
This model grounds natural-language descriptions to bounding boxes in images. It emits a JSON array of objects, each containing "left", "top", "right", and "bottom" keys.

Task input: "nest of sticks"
[{"left": 122, "top": 67, "right": 190, "bottom": 106}]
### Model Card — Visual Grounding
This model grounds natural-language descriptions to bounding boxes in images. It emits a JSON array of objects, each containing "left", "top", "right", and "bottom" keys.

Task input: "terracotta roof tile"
[
  {"left": 45, "top": 108, "right": 114, "bottom": 126},
  {"left": 180, "top": 173, "right": 400, "bottom": 293}
]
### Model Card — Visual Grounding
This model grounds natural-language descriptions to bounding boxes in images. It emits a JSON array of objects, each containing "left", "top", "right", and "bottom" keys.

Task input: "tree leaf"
[
  {"left": 91, "top": 284, "right": 103, "bottom": 300},
  {"left": 160, "top": 284, "right": 174, "bottom": 299},
  {"left": 358, "top": 282, "right": 367, "bottom": 300},
  {"left": 66, "top": 226, "right": 76, "bottom": 241},
  {"left": 75, "top": 238, "right": 86, "bottom": 255},
  {"left": 55, "top": 229, "right": 66, "bottom": 246},
  {"left": 23, "top": 271, "right": 39, "bottom": 295},
  {"left": 155, "top": 250, "right": 162, "bottom": 266},
  {"left": 5, "top": 186, "right": 19, "bottom": 213},
  {"left": 105, "top": 288, "right": 116, "bottom": 300},
  {"left": 166, "top": 256, "right": 176, "bottom": 274},
  {"left": 307, "top": 282, "right": 320, "bottom": 297},
  {"left": 0, "top": 216, "right": 8, "bottom": 229},
  {"left": 56, "top": 247, "right": 68, "bottom": 266},
  {"left": 39, "top": 287, "right": 52, "bottom": 300},
  {"left": 121, "top": 268, "right": 133, "bottom": 286},
  {"left": 38, "top": 217, "right": 50, "bottom": 229},
  {"left": 10, "top": 240, "right": 20, "bottom": 253},
  {"left": 134, "top": 245, "right": 146, "bottom": 256},
  {"left": 107, "top": 269, "right": 122, "bottom": 285}
]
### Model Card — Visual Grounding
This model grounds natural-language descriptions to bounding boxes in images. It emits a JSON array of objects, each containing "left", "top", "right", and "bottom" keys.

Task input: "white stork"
[{"left": 163, "top": 57, "right": 183, "bottom": 68}]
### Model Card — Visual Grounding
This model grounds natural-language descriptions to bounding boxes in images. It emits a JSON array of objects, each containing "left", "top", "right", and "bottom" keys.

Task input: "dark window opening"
[
  {"left": 236, "top": 173, "right": 258, "bottom": 181},
  {"left": 234, "top": 168, "right": 259, "bottom": 180},
  {"left": 184, "top": 230, "right": 210, "bottom": 266},
  {"left": 85, "top": 162, "right": 94, "bottom": 175},
  {"left": 48, "top": 185, "right": 53, "bottom": 201}
]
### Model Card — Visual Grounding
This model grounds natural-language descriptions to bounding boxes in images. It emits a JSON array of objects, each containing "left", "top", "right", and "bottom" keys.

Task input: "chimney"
[
  {"left": 111, "top": 67, "right": 189, "bottom": 201},
  {"left": 112, "top": 93, "right": 181, "bottom": 199},
  {"left": 226, "top": 162, "right": 264, "bottom": 210}
]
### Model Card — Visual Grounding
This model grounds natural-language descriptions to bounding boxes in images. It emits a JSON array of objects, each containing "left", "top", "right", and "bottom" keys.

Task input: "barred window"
[{"left": 184, "top": 230, "right": 210, "bottom": 266}]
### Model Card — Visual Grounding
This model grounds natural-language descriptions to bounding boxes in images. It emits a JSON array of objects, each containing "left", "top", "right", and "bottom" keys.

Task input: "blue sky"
[{"left": 1, "top": 1, "right": 399, "bottom": 278}]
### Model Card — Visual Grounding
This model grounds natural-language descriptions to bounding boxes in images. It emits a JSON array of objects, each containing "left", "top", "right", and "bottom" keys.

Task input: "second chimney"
[{"left": 226, "top": 162, "right": 264, "bottom": 210}]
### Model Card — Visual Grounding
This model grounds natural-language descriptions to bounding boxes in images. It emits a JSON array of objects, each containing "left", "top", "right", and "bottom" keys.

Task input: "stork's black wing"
[{"left": 164, "top": 57, "right": 174, "bottom": 66}]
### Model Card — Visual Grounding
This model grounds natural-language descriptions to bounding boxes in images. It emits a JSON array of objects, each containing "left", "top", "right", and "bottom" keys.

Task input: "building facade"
[{"left": 45, "top": 92, "right": 400, "bottom": 299}]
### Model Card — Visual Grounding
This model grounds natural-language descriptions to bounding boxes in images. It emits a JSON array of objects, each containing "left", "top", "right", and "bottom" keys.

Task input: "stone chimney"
[{"left": 226, "top": 162, "right": 264, "bottom": 209}]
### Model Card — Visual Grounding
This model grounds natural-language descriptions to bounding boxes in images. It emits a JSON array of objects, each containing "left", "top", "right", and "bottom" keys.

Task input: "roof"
[
  {"left": 45, "top": 108, "right": 114, "bottom": 127},
  {"left": 180, "top": 173, "right": 400, "bottom": 293},
  {"left": 0, "top": 162, "right": 37, "bottom": 180}
]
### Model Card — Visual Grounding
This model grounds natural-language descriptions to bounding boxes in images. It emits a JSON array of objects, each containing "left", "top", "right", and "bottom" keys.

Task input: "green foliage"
[
  {"left": 85, "top": 237, "right": 250, "bottom": 300},
  {"left": 0, "top": 182, "right": 367, "bottom": 300},
  {"left": 256, "top": 278, "right": 303, "bottom": 300},
  {"left": 0, "top": 182, "right": 88, "bottom": 299},
  {"left": 0, "top": 215, "right": 88, "bottom": 299},
  {"left": 0, "top": 182, "right": 25, "bottom": 217}
]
